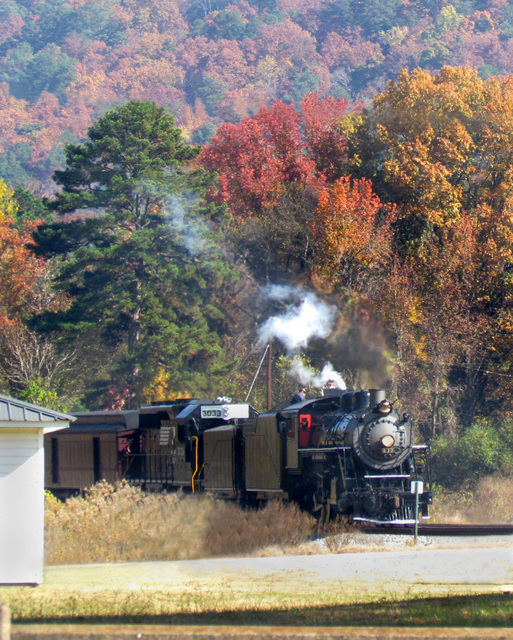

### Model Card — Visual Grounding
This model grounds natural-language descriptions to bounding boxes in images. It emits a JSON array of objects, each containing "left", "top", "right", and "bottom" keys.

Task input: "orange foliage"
[
  {"left": 256, "top": 19, "right": 319, "bottom": 65},
  {"left": 204, "top": 40, "right": 252, "bottom": 90},
  {"left": 0, "top": 218, "right": 47, "bottom": 326},
  {"left": 0, "top": 84, "right": 32, "bottom": 153},
  {"left": 28, "top": 93, "right": 73, "bottom": 164},
  {"left": 312, "top": 176, "right": 394, "bottom": 288}
]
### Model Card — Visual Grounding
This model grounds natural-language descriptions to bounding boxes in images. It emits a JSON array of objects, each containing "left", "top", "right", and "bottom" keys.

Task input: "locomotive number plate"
[{"left": 200, "top": 404, "right": 250, "bottom": 420}]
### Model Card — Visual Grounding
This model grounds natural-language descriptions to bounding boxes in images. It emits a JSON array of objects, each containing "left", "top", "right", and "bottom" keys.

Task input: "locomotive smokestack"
[{"left": 369, "top": 389, "right": 387, "bottom": 407}]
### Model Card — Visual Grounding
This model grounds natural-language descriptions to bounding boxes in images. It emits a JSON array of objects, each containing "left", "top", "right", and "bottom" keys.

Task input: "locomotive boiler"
[{"left": 44, "top": 388, "right": 431, "bottom": 525}]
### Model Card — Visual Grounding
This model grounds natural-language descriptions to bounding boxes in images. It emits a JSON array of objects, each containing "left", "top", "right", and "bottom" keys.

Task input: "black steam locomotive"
[{"left": 44, "top": 388, "right": 432, "bottom": 524}]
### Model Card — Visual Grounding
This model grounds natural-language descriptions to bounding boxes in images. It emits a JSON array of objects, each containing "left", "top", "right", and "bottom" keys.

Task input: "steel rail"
[{"left": 360, "top": 522, "right": 513, "bottom": 536}]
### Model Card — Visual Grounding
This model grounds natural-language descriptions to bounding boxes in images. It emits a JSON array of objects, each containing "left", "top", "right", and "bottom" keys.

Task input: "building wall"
[{"left": 0, "top": 428, "right": 44, "bottom": 584}]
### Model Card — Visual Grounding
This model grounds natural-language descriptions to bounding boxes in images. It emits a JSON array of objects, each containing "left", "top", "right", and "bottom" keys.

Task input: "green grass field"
[
  {"left": 2, "top": 584, "right": 512, "bottom": 627},
  {"left": 1, "top": 482, "right": 512, "bottom": 629}
]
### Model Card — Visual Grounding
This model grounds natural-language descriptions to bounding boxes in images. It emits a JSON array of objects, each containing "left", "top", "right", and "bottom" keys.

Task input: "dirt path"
[{"left": 43, "top": 539, "right": 513, "bottom": 594}]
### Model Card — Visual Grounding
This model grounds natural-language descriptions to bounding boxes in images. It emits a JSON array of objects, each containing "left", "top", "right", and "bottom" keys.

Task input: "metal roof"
[
  {"left": 0, "top": 394, "right": 75, "bottom": 424},
  {"left": 65, "top": 423, "right": 135, "bottom": 433},
  {"left": 176, "top": 403, "right": 200, "bottom": 420},
  {"left": 72, "top": 409, "right": 139, "bottom": 429}
]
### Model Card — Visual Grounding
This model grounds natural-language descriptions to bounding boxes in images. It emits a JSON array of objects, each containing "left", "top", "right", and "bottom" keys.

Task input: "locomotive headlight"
[{"left": 381, "top": 434, "right": 395, "bottom": 448}]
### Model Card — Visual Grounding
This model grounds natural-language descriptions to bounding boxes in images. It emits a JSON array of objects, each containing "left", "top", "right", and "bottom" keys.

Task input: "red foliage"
[
  {"left": 198, "top": 100, "right": 316, "bottom": 219},
  {"left": 301, "top": 92, "right": 350, "bottom": 181},
  {"left": 198, "top": 94, "right": 354, "bottom": 219}
]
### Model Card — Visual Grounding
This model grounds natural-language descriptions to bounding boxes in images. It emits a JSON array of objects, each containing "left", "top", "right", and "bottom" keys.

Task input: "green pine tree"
[{"left": 34, "top": 100, "right": 238, "bottom": 408}]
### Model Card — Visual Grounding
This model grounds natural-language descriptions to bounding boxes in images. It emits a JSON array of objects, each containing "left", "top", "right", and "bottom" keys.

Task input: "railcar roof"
[
  {"left": 281, "top": 396, "right": 341, "bottom": 414},
  {"left": 61, "top": 422, "right": 136, "bottom": 433},
  {"left": 72, "top": 410, "right": 139, "bottom": 429},
  {"left": 140, "top": 398, "right": 211, "bottom": 412}
]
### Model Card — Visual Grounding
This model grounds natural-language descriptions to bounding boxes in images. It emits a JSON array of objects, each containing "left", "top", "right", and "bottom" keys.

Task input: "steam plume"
[
  {"left": 290, "top": 357, "right": 346, "bottom": 390},
  {"left": 256, "top": 286, "right": 346, "bottom": 390},
  {"left": 257, "top": 286, "right": 336, "bottom": 352}
]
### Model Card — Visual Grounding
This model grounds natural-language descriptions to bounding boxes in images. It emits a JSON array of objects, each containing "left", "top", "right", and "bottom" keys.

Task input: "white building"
[{"left": 0, "top": 395, "right": 73, "bottom": 584}]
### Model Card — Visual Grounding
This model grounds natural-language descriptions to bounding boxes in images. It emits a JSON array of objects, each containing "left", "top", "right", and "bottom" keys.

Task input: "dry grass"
[
  {"left": 431, "top": 473, "right": 513, "bottom": 524},
  {"left": 45, "top": 481, "right": 316, "bottom": 565},
  {"left": 12, "top": 477, "right": 513, "bottom": 626},
  {"left": 45, "top": 473, "right": 513, "bottom": 566}
]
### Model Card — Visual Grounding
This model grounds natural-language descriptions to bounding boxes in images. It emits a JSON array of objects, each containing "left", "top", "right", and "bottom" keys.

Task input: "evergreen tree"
[{"left": 34, "top": 101, "right": 238, "bottom": 408}]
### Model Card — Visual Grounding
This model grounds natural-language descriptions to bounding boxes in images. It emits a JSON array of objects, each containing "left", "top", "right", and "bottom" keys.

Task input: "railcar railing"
[{"left": 122, "top": 453, "right": 174, "bottom": 483}]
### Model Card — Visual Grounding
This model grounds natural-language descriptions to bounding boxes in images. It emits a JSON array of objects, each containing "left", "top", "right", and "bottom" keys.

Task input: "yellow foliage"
[
  {"left": 407, "top": 297, "right": 423, "bottom": 325},
  {"left": 0, "top": 179, "right": 18, "bottom": 224},
  {"left": 142, "top": 368, "right": 190, "bottom": 403},
  {"left": 371, "top": 66, "right": 509, "bottom": 226}
]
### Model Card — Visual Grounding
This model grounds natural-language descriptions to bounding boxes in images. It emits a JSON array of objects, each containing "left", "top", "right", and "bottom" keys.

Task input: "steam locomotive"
[{"left": 44, "top": 388, "right": 432, "bottom": 524}]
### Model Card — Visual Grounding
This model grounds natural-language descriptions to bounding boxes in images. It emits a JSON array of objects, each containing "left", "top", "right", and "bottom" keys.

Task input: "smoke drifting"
[
  {"left": 166, "top": 194, "right": 207, "bottom": 255},
  {"left": 257, "top": 286, "right": 337, "bottom": 352}
]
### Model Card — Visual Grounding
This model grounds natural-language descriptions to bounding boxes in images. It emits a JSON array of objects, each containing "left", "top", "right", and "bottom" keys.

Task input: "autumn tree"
[
  {"left": 301, "top": 92, "right": 350, "bottom": 182},
  {"left": 199, "top": 99, "right": 315, "bottom": 220},
  {"left": 374, "top": 216, "right": 493, "bottom": 437},
  {"left": 311, "top": 176, "right": 394, "bottom": 292},
  {"left": 4, "top": 0, "right": 513, "bottom": 196},
  {"left": 346, "top": 67, "right": 513, "bottom": 430},
  {"left": 0, "top": 180, "right": 43, "bottom": 324},
  {"left": 200, "top": 102, "right": 310, "bottom": 274},
  {"left": 0, "top": 179, "right": 71, "bottom": 407},
  {"left": 351, "top": 67, "right": 513, "bottom": 252},
  {"left": 198, "top": 94, "right": 352, "bottom": 282}
]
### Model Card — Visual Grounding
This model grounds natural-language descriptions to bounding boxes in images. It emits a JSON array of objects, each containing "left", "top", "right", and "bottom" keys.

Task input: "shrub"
[
  {"left": 431, "top": 474, "right": 513, "bottom": 523},
  {"left": 431, "top": 418, "right": 513, "bottom": 488}
]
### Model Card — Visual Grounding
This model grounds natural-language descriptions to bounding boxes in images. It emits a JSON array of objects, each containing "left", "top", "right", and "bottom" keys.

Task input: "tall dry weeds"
[
  {"left": 431, "top": 474, "right": 513, "bottom": 524},
  {"left": 45, "top": 474, "right": 513, "bottom": 565},
  {"left": 45, "top": 481, "right": 316, "bottom": 565}
]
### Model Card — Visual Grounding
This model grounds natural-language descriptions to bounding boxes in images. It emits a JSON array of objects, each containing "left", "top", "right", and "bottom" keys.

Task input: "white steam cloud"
[
  {"left": 290, "top": 357, "right": 346, "bottom": 390},
  {"left": 257, "top": 286, "right": 337, "bottom": 352},
  {"left": 256, "top": 286, "right": 346, "bottom": 390}
]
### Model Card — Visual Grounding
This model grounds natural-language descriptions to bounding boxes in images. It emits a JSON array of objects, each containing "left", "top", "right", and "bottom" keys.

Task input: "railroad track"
[{"left": 360, "top": 522, "right": 513, "bottom": 536}]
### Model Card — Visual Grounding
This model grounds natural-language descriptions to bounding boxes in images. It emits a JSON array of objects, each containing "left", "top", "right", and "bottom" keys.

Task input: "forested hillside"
[
  {"left": 2, "top": 1, "right": 513, "bottom": 488},
  {"left": 0, "top": 0, "right": 512, "bottom": 192}
]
